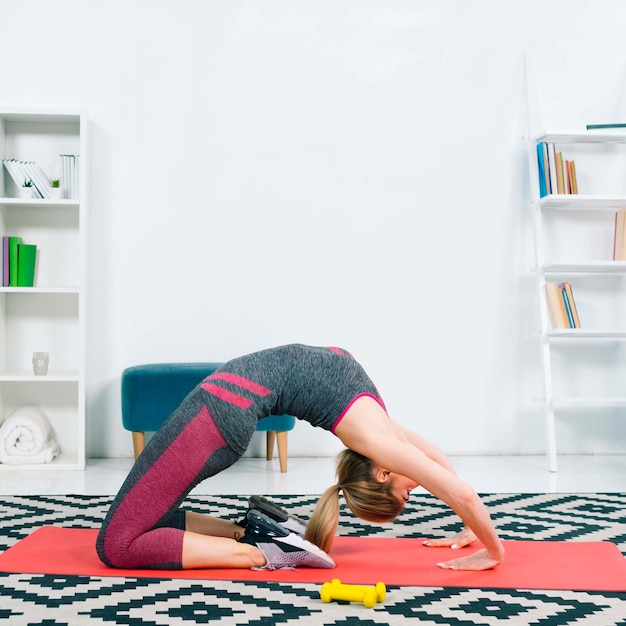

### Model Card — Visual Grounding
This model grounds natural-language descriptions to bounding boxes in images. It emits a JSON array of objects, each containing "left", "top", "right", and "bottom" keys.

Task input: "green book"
[
  {"left": 8, "top": 236, "right": 22, "bottom": 286},
  {"left": 17, "top": 243, "right": 37, "bottom": 287}
]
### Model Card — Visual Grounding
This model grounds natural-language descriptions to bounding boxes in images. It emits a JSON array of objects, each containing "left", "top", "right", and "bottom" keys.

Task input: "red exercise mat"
[{"left": 0, "top": 526, "right": 624, "bottom": 591}]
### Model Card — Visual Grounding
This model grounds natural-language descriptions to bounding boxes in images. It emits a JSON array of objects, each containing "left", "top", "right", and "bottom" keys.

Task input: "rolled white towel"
[{"left": 0, "top": 406, "right": 60, "bottom": 465}]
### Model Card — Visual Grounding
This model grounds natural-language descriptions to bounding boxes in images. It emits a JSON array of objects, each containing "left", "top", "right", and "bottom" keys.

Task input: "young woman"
[{"left": 97, "top": 344, "right": 504, "bottom": 572}]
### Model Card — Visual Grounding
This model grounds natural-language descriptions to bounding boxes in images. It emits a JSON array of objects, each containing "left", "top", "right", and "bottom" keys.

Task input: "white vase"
[
  {"left": 49, "top": 187, "right": 61, "bottom": 199},
  {"left": 19, "top": 187, "right": 34, "bottom": 199}
]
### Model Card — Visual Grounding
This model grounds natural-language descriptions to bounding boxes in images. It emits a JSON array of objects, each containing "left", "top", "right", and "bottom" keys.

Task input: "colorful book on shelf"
[
  {"left": 613, "top": 209, "right": 626, "bottom": 260},
  {"left": 2, "top": 236, "right": 9, "bottom": 287},
  {"left": 555, "top": 151, "right": 565, "bottom": 194},
  {"left": 547, "top": 143, "right": 558, "bottom": 195},
  {"left": 536, "top": 142, "right": 549, "bottom": 197},
  {"left": 16, "top": 243, "right": 37, "bottom": 287},
  {"left": 545, "top": 281, "right": 568, "bottom": 328},
  {"left": 559, "top": 282, "right": 581, "bottom": 328},
  {"left": 586, "top": 123, "right": 626, "bottom": 129},
  {"left": 559, "top": 283, "right": 575, "bottom": 327},
  {"left": 568, "top": 161, "right": 578, "bottom": 194},
  {"left": 8, "top": 236, "right": 22, "bottom": 286}
]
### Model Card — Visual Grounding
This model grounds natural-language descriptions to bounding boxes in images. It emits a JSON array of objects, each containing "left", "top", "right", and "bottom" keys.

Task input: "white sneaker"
[{"left": 239, "top": 510, "right": 335, "bottom": 570}]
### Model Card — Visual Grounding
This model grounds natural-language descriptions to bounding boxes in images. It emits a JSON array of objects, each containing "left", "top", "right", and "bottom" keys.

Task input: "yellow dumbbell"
[{"left": 320, "top": 578, "right": 386, "bottom": 608}]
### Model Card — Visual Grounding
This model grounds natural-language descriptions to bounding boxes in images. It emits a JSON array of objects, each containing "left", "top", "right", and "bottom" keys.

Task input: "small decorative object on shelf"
[
  {"left": 32, "top": 352, "right": 49, "bottom": 376},
  {"left": 49, "top": 178, "right": 62, "bottom": 200},
  {"left": 20, "top": 179, "right": 35, "bottom": 199}
]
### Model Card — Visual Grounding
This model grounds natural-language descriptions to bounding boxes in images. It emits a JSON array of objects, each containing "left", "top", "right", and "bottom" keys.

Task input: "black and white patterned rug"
[{"left": 1, "top": 492, "right": 625, "bottom": 625}]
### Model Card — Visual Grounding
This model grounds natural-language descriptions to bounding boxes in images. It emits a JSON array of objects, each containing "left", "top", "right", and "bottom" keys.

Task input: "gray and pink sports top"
[{"left": 197, "top": 343, "right": 385, "bottom": 455}]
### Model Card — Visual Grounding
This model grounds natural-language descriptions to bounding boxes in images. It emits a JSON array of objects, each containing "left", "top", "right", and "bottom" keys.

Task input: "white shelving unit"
[
  {"left": 529, "top": 130, "right": 626, "bottom": 472},
  {"left": 0, "top": 109, "right": 87, "bottom": 470}
]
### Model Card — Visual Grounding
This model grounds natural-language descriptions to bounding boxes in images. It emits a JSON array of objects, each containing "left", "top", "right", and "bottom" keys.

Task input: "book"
[
  {"left": 537, "top": 142, "right": 549, "bottom": 197},
  {"left": 614, "top": 209, "right": 626, "bottom": 260},
  {"left": 541, "top": 142, "right": 550, "bottom": 195},
  {"left": 555, "top": 151, "right": 565, "bottom": 194},
  {"left": 586, "top": 123, "right": 626, "bottom": 129},
  {"left": 559, "top": 282, "right": 581, "bottom": 328},
  {"left": 60, "top": 154, "right": 79, "bottom": 199},
  {"left": 16, "top": 243, "right": 37, "bottom": 287},
  {"left": 2, "top": 159, "right": 27, "bottom": 190},
  {"left": 563, "top": 158, "right": 571, "bottom": 193},
  {"left": 559, "top": 285, "right": 575, "bottom": 327},
  {"left": 545, "top": 281, "right": 568, "bottom": 328},
  {"left": 568, "top": 160, "right": 578, "bottom": 194},
  {"left": 2, "top": 236, "right": 9, "bottom": 287},
  {"left": 8, "top": 236, "right": 22, "bottom": 286},
  {"left": 547, "top": 143, "right": 558, "bottom": 195},
  {"left": 23, "top": 161, "right": 51, "bottom": 199}
]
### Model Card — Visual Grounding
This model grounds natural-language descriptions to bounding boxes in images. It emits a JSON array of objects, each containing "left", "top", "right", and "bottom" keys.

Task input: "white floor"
[{"left": 0, "top": 454, "right": 625, "bottom": 496}]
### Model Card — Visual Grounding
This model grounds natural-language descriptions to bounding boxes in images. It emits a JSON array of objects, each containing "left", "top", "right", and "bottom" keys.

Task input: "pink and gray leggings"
[{"left": 96, "top": 397, "right": 239, "bottom": 569}]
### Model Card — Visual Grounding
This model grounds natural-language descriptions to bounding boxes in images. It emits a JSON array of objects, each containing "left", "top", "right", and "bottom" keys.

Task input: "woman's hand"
[
  {"left": 435, "top": 548, "right": 503, "bottom": 571},
  {"left": 423, "top": 526, "right": 477, "bottom": 550},
  {"left": 423, "top": 528, "right": 504, "bottom": 570}
]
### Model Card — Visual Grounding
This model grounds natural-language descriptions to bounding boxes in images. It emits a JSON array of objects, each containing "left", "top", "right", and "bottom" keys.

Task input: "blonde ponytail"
[
  {"left": 305, "top": 449, "right": 404, "bottom": 554},
  {"left": 304, "top": 484, "right": 341, "bottom": 553}
]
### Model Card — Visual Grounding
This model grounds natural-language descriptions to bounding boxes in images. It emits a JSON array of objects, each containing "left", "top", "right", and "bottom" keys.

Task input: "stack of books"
[
  {"left": 59, "top": 154, "right": 79, "bottom": 199},
  {"left": 2, "top": 159, "right": 51, "bottom": 199},
  {"left": 1, "top": 236, "right": 37, "bottom": 287},
  {"left": 536, "top": 141, "right": 579, "bottom": 198},
  {"left": 545, "top": 281, "right": 581, "bottom": 329}
]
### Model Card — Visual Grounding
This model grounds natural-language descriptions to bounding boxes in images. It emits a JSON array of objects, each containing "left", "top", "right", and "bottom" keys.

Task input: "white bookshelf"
[
  {"left": 0, "top": 108, "right": 87, "bottom": 470},
  {"left": 529, "top": 130, "right": 626, "bottom": 472}
]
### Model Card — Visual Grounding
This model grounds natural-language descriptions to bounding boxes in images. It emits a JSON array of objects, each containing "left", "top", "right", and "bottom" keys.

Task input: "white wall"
[{"left": 2, "top": 0, "right": 626, "bottom": 459}]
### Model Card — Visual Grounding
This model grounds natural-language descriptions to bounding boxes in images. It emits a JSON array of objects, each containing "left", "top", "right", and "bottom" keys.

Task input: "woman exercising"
[{"left": 97, "top": 344, "right": 504, "bottom": 572}]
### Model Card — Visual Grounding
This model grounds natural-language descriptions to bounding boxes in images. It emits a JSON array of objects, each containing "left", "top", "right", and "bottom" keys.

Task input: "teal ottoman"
[{"left": 121, "top": 363, "right": 296, "bottom": 472}]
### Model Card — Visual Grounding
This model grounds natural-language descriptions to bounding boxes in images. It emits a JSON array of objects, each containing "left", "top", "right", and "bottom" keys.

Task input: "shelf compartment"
[
  {"left": 0, "top": 291, "right": 80, "bottom": 374},
  {"left": 0, "top": 203, "right": 81, "bottom": 288},
  {"left": 0, "top": 113, "right": 81, "bottom": 199},
  {"left": 0, "top": 379, "right": 84, "bottom": 470}
]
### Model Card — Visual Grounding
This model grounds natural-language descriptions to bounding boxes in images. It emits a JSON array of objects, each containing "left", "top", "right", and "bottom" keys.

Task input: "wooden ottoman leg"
[
  {"left": 276, "top": 430, "right": 289, "bottom": 473},
  {"left": 266, "top": 430, "right": 276, "bottom": 461},
  {"left": 132, "top": 431, "right": 146, "bottom": 460}
]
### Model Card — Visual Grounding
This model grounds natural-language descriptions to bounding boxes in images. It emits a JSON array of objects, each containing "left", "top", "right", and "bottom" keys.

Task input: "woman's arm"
[
  {"left": 390, "top": 422, "right": 458, "bottom": 475},
  {"left": 334, "top": 397, "right": 504, "bottom": 570}
]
